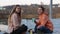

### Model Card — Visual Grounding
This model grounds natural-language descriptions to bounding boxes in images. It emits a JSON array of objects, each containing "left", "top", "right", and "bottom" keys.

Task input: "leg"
[
  {"left": 34, "top": 25, "right": 37, "bottom": 33},
  {"left": 38, "top": 26, "right": 53, "bottom": 34}
]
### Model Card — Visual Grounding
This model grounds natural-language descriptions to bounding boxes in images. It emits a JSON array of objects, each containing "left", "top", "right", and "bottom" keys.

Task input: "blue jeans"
[{"left": 35, "top": 26, "right": 53, "bottom": 34}]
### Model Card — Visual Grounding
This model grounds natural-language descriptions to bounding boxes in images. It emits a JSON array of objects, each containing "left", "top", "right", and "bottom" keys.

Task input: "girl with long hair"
[{"left": 8, "top": 5, "right": 21, "bottom": 34}]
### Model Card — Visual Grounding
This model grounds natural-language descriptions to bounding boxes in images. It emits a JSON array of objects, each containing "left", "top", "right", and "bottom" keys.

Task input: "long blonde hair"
[{"left": 8, "top": 5, "right": 21, "bottom": 24}]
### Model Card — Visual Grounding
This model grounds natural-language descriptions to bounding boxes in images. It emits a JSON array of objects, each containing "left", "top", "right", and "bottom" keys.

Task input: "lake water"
[{"left": 0, "top": 18, "right": 60, "bottom": 34}]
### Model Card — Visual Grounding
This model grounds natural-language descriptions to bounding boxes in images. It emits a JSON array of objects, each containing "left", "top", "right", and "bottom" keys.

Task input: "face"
[
  {"left": 15, "top": 6, "right": 21, "bottom": 13},
  {"left": 37, "top": 8, "right": 43, "bottom": 14}
]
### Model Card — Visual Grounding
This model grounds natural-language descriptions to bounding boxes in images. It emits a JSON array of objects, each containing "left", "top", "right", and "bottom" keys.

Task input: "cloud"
[{"left": 0, "top": 0, "right": 60, "bottom": 6}]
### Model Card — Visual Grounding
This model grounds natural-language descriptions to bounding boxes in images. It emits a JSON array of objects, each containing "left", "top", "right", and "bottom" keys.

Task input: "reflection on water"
[{"left": 0, "top": 19, "right": 60, "bottom": 34}]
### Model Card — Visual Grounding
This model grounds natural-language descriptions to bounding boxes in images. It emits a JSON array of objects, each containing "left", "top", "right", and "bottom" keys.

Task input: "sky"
[{"left": 0, "top": 0, "right": 60, "bottom": 6}]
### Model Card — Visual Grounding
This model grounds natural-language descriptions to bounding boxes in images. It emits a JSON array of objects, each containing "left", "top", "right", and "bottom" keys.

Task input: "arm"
[
  {"left": 37, "top": 14, "right": 48, "bottom": 28},
  {"left": 40, "top": 14, "right": 48, "bottom": 26}
]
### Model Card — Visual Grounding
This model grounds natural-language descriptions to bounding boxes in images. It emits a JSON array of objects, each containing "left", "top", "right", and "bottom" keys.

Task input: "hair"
[
  {"left": 39, "top": 6, "right": 45, "bottom": 13},
  {"left": 39, "top": 6, "right": 48, "bottom": 16},
  {"left": 8, "top": 5, "right": 21, "bottom": 25}
]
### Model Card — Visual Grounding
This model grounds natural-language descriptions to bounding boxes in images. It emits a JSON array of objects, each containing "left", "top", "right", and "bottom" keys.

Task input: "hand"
[
  {"left": 36, "top": 20, "right": 39, "bottom": 23},
  {"left": 37, "top": 26, "right": 40, "bottom": 29},
  {"left": 37, "top": 25, "right": 44, "bottom": 29}
]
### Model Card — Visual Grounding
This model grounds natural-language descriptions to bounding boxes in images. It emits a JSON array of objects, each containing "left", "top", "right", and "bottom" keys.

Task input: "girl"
[
  {"left": 34, "top": 6, "right": 53, "bottom": 34},
  {"left": 8, "top": 5, "right": 21, "bottom": 34}
]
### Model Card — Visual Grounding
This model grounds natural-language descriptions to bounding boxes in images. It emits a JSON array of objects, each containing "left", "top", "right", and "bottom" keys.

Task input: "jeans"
[{"left": 35, "top": 26, "right": 53, "bottom": 34}]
